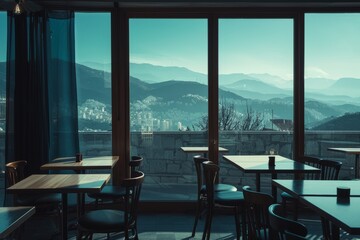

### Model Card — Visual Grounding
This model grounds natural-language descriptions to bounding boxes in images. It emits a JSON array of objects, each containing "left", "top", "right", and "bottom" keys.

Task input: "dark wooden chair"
[
  {"left": 281, "top": 156, "right": 321, "bottom": 219},
  {"left": 87, "top": 156, "right": 143, "bottom": 208},
  {"left": 281, "top": 156, "right": 342, "bottom": 220},
  {"left": 191, "top": 155, "right": 237, "bottom": 237},
  {"left": 243, "top": 185, "right": 274, "bottom": 239},
  {"left": 268, "top": 204, "right": 308, "bottom": 240},
  {"left": 319, "top": 159, "right": 342, "bottom": 180},
  {"left": 202, "top": 161, "right": 246, "bottom": 240},
  {"left": 77, "top": 170, "right": 145, "bottom": 240},
  {"left": 5, "top": 160, "right": 62, "bottom": 234}
]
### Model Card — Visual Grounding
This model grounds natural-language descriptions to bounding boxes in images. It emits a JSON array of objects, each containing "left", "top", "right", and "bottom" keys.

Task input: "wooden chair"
[
  {"left": 268, "top": 204, "right": 308, "bottom": 240},
  {"left": 281, "top": 157, "right": 342, "bottom": 220},
  {"left": 77, "top": 170, "right": 145, "bottom": 240},
  {"left": 281, "top": 156, "right": 321, "bottom": 219},
  {"left": 87, "top": 156, "right": 143, "bottom": 208},
  {"left": 201, "top": 161, "right": 246, "bottom": 240},
  {"left": 5, "top": 160, "right": 62, "bottom": 234},
  {"left": 243, "top": 186, "right": 274, "bottom": 239},
  {"left": 319, "top": 159, "right": 342, "bottom": 180},
  {"left": 191, "top": 155, "right": 237, "bottom": 237}
]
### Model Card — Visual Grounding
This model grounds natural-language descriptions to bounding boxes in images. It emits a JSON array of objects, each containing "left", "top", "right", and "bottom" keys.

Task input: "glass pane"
[
  {"left": 129, "top": 19, "right": 208, "bottom": 201},
  {"left": 0, "top": 11, "right": 6, "bottom": 205},
  {"left": 219, "top": 19, "right": 294, "bottom": 193},
  {"left": 75, "top": 13, "right": 112, "bottom": 158},
  {"left": 305, "top": 13, "right": 360, "bottom": 179}
]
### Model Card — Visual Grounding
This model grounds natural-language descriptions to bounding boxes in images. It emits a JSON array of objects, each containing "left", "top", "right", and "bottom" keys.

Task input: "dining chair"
[
  {"left": 77, "top": 170, "right": 145, "bottom": 240},
  {"left": 281, "top": 156, "right": 321, "bottom": 219},
  {"left": 281, "top": 157, "right": 342, "bottom": 220},
  {"left": 191, "top": 155, "right": 237, "bottom": 237},
  {"left": 5, "top": 160, "right": 62, "bottom": 234},
  {"left": 201, "top": 161, "right": 246, "bottom": 240},
  {"left": 242, "top": 185, "right": 274, "bottom": 239},
  {"left": 319, "top": 159, "right": 342, "bottom": 180},
  {"left": 268, "top": 204, "right": 308, "bottom": 240},
  {"left": 87, "top": 156, "right": 143, "bottom": 208}
]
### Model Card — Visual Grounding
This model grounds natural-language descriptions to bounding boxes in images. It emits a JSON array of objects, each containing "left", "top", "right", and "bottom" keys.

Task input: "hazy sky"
[
  {"left": 1, "top": 12, "right": 360, "bottom": 80},
  {"left": 0, "top": 12, "right": 6, "bottom": 62},
  {"left": 305, "top": 13, "right": 360, "bottom": 80}
]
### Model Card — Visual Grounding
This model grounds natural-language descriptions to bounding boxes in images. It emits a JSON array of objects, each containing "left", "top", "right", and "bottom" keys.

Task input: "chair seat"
[
  {"left": 215, "top": 191, "right": 244, "bottom": 206},
  {"left": 16, "top": 193, "right": 62, "bottom": 206},
  {"left": 281, "top": 192, "right": 296, "bottom": 200},
  {"left": 87, "top": 185, "right": 126, "bottom": 200},
  {"left": 78, "top": 209, "right": 130, "bottom": 233},
  {"left": 201, "top": 183, "right": 237, "bottom": 194}
]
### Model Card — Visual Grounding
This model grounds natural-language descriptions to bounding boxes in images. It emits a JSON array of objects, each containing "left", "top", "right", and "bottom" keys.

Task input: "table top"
[
  {"left": 40, "top": 156, "right": 119, "bottom": 171},
  {"left": 273, "top": 179, "right": 360, "bottom": 197},
  {"left": 300, "top": 196, "right": 360, "bottom": 235},
  {"left": 181, "top": 146, "right": 228, "bottom": 153},
  {"left": 328, "top": 148, "right": 360, "bottom": 155},
  {"left": 223, "top": 155, "right": 321, "bottom": 174},
  {"left": 0, "top": 206, "right": 35, "bottom": 239},
  {"left": 7, "top": 174, "right": 111, "bottom": 194}
]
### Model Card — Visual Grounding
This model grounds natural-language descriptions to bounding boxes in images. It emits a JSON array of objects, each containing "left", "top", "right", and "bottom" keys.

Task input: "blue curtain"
[{"left": 6, "top": 10, "right": 79, "bottom": 174}]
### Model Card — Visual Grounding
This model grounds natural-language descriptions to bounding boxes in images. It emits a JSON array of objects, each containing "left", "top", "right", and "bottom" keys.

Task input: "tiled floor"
[
  {"left": 7, "top": 197, "right": 360, "bottom": 240},
  {"left": 19, "top": 208, "right": 326, "bottom": 240}
]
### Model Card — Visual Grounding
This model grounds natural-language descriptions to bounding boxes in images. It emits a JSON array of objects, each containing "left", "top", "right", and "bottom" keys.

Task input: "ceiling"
[{"left": 1, "top": 0, "right": 360, "bottom": 11}]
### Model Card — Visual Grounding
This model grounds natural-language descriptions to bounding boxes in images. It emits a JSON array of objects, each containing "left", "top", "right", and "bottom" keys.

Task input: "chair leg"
[
  {"left": 241, "top": 207, "right": 247, "bottom": 240},
  {"left": 282, "top": 197, "right": 287, "bottom": 216},
  {"left": 202, "top": 206, "right": 213, "bottom": 240},
  {"left": 234, "top": 206, "right": 241, "bottom": 240},
  {"left": 206, "top": 207, "right": 213, "bottom": 240},
  {"left": 192, "top": 197, "right": 202, "bottom": 237},
  {"left": 293, "top": 200, "right": 299, "bottom": 220}
]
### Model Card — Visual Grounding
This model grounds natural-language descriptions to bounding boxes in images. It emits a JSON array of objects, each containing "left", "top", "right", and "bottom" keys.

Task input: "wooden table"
[
  {"left": 0, "top": 206, "right": 35, "bottom": 239},
  {"left": 223, "top": 155, "right": 320, "bottom": 200},
  {"left": 41, "top": 156, "right": 119, "bottom": 216},
  {"left": 273, "top": 179, "right": 360, "bottom": 197},
  {"left": 272, "top": 179, "right": 360, "bottom": 239},
  {"left": 301, "top": 196, "right": 360, "bottom": 239},
  {"left": 7, "top": 174, "right": 110, "bottom": 240},
  {"left": 181, "top": 147, "right": 228, "bottom": 157},
  {"left": 328, "top": 148, "right": 360, "bottom": 178},
  {"left": 40, "top": 155, "right": 119, "bottom": 172}
]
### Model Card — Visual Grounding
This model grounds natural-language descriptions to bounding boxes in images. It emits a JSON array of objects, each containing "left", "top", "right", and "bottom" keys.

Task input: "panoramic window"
[
  {"left": 75, "top": 13, "right": 112, "bottom": 156},
  {"left": 0, "top": 11, "right": 7, "bottom": 197},
  {"left": 219, "top": 18, "right": 294, "bottom": 187},
  {"left": 129, "top": 18, "right": 208, "bottom": 200},
  {"left": 304, "top": 13, "right": 360, "bottom": 178}
]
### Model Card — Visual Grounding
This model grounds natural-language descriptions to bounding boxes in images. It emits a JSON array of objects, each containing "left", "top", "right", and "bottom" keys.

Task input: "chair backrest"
[
  {"left": 5, "top": 160, "right": 28, "bottom": 187},
  {"left": 129, "top": 156, "right": 143, "bottom": 176},
  {"left": 302, "top": 156, "right": 321, "bottom": 180},
  {"left": 268, "top": 204, "right": 308, "bottom": 240},
  {"left": 122, "top": 170, "right": 145, "bottom": 227},
  {"left": 243, "top": 186, "right": 274, "bottom": 240},
  {"left": 193, "top": 155, "right": 208, "bottom": 196},
  {"left": 319, "top": 159, "right": 342, "bottom": 180},
  {"left": 201, "top": 161, "right": 219, "bottom": 207}
]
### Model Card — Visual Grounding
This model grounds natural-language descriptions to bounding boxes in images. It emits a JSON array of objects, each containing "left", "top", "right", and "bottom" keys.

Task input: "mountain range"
[{"left": 1, "top": 61, "right": 359, "bottom": 131}]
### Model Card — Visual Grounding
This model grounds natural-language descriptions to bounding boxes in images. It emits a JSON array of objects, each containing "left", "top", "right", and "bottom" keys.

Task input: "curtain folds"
[{"left": 6, "top": 10, "right": 79, "bottom": 174}]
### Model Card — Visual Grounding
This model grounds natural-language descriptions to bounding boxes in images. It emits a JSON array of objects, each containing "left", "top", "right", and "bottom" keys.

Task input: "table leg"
[
  {"left": 271, "top": 173, "right": 278, "bottom": 202},
  {"left": 331, "top": 222, "right": 340, "bottom": 240},
  {"left": 355, "top": 154, "right": 359, "bottom": 179},
  {"left": 77, "top": 193, "right": 85, "bottom": 218},
  {"left": 256, "top": 173, "right": 260, "bottom": 192},
  {"left": 61, "top": 193, "right": 68, "bottom": 240}
]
